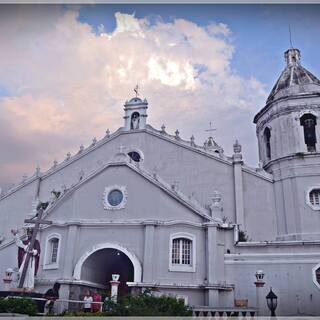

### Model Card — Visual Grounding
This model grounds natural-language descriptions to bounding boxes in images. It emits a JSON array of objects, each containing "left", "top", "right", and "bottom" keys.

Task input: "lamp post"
[
  {"left": 254, "top": 270, "right": 265, "bottom": 316},
  {"left": 266, "top": 288, "right": 278, "bottom": 317}
]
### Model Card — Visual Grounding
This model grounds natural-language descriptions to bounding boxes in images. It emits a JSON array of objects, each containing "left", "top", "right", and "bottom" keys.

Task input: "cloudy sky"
[{"left": 0, "top": 4, "right": 320, "bottom": 189}]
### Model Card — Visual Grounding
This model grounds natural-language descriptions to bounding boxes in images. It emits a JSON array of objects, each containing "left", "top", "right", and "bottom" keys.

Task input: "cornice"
[{"left": 254, "top": 92, "right": 320, "bottom": 124}]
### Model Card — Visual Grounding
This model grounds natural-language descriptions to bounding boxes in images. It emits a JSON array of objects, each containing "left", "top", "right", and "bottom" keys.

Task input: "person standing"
[
  {"left": 92, "top": 291, "right": 102, "bottom": 312},
  {"left": 43, "top": 282, "right": 61, "bottom": 315},
  {"left": 83, "top": 290, "right": 93, "bottom": 313}
]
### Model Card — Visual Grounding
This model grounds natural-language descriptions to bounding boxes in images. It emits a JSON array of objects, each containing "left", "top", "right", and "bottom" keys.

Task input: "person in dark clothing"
[{"left": 44, "top": 282, "right": 61, "bottom": 314}]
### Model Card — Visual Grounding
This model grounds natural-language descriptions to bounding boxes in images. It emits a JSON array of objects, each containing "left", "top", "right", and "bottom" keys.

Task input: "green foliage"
[
  {"left": 0, "top": 297, "right": 38, "bottom": 315},
  {"left": 37, "top": 201, "right": 49, "bottom": 210},
  {"left": 52, "top": 190, "right": 61, "bottom": 199},
  {"left": 238, "top": 230, "right": 249, "bottom": 242},
  {"left": 61, "top": 291, "right": 192, "bottom": 317}
]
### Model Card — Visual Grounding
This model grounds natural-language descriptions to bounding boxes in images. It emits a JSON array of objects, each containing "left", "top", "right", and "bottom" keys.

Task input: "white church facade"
[{"left": 1, "top": 47, "right": 320, "bottom": 315}]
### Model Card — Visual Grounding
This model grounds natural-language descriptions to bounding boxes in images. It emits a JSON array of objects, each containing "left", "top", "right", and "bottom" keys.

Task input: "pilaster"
[
  {"left": 142, "top": 221, "right": 155, "bottom": 282},
  {"left": 63, "top": 225, "right": 79, "bottom": 279},
  {"left": 232, "top": 141, "right": 245, "bottom": 229}
]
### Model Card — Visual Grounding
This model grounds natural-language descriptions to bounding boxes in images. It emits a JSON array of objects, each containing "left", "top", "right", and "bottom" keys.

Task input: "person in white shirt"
[{"left": 83, "top": 290, "right": 93, "bottom": 313}]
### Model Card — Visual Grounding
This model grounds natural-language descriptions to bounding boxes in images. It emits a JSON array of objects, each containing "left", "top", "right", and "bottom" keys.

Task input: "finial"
[
  {"left": 35, "top": 165, "right": 41, "bottom": 176},
  {"left": 105, "top": 129, "right": 110, "bottom": 138},
  {"left": 66, "top": 152, "right": 71, "bottom": 160},
  {"left": 22, "top": 174, "right": 28, "bottom": 182},
  {"left": 92, "top": 137, "right": 97, "bottom": 146},
  {"left": 289, "top": 25, "right": 293, "bottom": 48},
  {"left": 53, "top": 160, "right": 58, "bottom": 167},
  {"left": 190, "top": 135, "right": 195, "bottom": 146},
  {"left": 171, "top": 180, "right": 179, "bottom": 191},
  {"left": 79, "top": 144, "right": 84, "bottom": 153},
  {"left": 134, "top": 84, "right": 139, "bottom": 97},
  {"left": 233, "top": 140, "right": 242, "bottom": 162},
  {"left": 161, "top": 124, "right": 166, "bottom": 134},
  {"left": 203, "top": 141, "right": 208, "bottom": 150},
  {"left": 118, "top": 145, "right": 125, "bottom": 153},
  {"left": 175, "top": 129, "right": 180, "bottom": 140},
  {"left": 79, "top": 169, "right": 84, "bottom": 181},
  {"left": 233, "top": 139, "right": 242, "bottom": 154},
  {"left": 153, "top": 166, "right": 158, "bottom": 179}
]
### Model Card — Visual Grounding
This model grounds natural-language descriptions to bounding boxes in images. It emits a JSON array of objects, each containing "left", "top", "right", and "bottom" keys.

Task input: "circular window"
[
  {"left": 108, "top": 189, "right": 123, "bottom": 207},
  {"left": 128, "top": 151, "right": 141, "bottom": 162}
]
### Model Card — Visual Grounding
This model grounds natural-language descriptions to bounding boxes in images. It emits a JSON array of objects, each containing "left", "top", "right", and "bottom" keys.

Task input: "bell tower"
[
  {"left": 123, "top": 97, "right": 148, "bottom": 131},
  {"left": 254, "top": 48, "right": 320, "bottom": 167},
  {"left": 254, "top": 48, "right": 320, "bottom": 240}
]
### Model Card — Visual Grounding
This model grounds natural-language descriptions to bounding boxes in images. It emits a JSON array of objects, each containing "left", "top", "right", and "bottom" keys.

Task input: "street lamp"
[{"left": 266, "top": 288, "right": 278, "bottom": 317}]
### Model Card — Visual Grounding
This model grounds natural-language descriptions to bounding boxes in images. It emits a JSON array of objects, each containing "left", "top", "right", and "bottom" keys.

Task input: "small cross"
[
  {"left": 18, "top": 208, "right": 52, "bottom": 288},
  {"left": 134, "top": 85, "right": 139, "bottom": 97},
  {"left": 204, "top": 121, "right": 217, "bottom": 133}
]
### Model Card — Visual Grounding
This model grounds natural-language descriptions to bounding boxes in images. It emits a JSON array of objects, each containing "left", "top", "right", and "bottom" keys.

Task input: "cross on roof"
[
  {"left": 204, "top": 121, "right": 217, "bottom": 133},
  {"left": 18, "top": 208, "right": 52, "bottom": 288},
  {"left": 134, "top": 84, "right": 139, "bottom": 97},
  {"left": 118, "top": 145, "right": 125, "bottom": 153}
]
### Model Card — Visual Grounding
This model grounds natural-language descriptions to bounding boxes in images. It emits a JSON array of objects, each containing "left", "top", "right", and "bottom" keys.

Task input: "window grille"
[
  {"left": 50, "top": 238, "right": 59, "bottom": 263},
  {"left": 300, "top": 114, "right": 317, "bottom": 152},
  {"left": 171, "top": 238, "right": 192, "bottom": 265},
  {"left": 309, "top": 189, "right": 320, "bottom": 206}
]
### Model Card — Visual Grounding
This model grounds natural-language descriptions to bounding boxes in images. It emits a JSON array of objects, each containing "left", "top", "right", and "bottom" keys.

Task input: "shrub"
[
  {"left": 61, "top": 291, "right": 192, "bottom": 317},
  {"left": 37, "top": 201, "right": 49, "bottom": 210},
  {"left": 238, "top": 230, "right": 249, "bottom": 242},
  {"left": 0, "top": 297, "right": 38, "bottom": 315}
]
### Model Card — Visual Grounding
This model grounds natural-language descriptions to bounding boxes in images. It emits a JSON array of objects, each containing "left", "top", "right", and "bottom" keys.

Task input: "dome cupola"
[
  {"left": 254, "top": 48, "right": 320, "bottom": 169},
  {"left": 267, "top": 48, "right": 320, "bottom": 104}
]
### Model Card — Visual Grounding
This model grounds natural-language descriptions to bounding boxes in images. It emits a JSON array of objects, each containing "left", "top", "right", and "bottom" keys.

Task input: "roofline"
[{"left": 0, "top": 123, "right": 274, "bottom": 201}]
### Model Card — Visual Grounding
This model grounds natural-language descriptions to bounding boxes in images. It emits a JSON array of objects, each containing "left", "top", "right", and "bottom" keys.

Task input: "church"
[{"left": 1, "top": 47, "right": 320, "bottom": 316}]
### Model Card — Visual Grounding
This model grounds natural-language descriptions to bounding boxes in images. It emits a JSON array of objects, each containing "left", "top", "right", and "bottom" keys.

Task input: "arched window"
[
  {"left": 263, "top": 127, "right": 271, "bottom": 160},
  {"left": 128, "top": 151, "right": 141, "bottom": 162},
  {"left": 309, "top": 189, "right": 320, "bottom": 207},
  {"left": 300, "top": 113, "right": 317, "bottom": 152},
  {"left": 172, "top": 238, "right": 192, "bottom": 265},
  {"left": 49, "top": 238, "right": 59, "bottom": 263},
  {"left": 169, "top": 233, "right": 196, "bottom": 272},
  {"left": 44, "top": 233, "right": 61, "bottom": 269}
]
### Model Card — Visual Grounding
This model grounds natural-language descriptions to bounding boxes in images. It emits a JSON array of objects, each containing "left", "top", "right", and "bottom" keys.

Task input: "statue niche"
[{"left": 131, "top": 112, "right": 140, "bottom": 130}]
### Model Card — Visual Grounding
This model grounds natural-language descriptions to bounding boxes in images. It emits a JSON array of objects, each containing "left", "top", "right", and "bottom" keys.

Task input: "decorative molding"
[{"left": 103, "top": 185, "right": 128, "bottom": 210}]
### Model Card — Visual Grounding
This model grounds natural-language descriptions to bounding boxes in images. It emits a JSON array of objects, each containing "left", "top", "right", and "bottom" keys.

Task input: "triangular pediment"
[{"left": 44, "top": 161, "right": 213, "bottom": 224}]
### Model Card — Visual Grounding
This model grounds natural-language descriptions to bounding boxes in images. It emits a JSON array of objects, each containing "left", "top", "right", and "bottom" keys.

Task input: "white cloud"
[{"left": 0, "top": 7, "right": 267, "bottom": 188}]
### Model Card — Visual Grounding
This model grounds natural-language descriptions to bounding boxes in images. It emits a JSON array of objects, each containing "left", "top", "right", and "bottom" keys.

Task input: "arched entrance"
[{"left": 73, "top": 243, "right": 142, "bottom": 296}]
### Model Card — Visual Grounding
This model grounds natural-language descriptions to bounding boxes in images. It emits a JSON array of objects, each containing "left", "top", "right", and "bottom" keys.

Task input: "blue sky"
[
  {"left": 0, "top": 4, "right": 320, "bottom": 187},
  {"left": 77, "top": 4, "right": 320, "bottom": 90}
]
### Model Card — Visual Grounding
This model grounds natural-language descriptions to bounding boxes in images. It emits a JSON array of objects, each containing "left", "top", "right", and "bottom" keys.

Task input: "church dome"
[{"left": 267, "top": 48, "right": 320, "bottom": 104}]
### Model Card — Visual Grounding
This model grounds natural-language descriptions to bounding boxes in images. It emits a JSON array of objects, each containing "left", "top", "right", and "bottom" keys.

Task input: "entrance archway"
[{"left": 73, "top": 243, "right": 142, "bottom": 295}]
